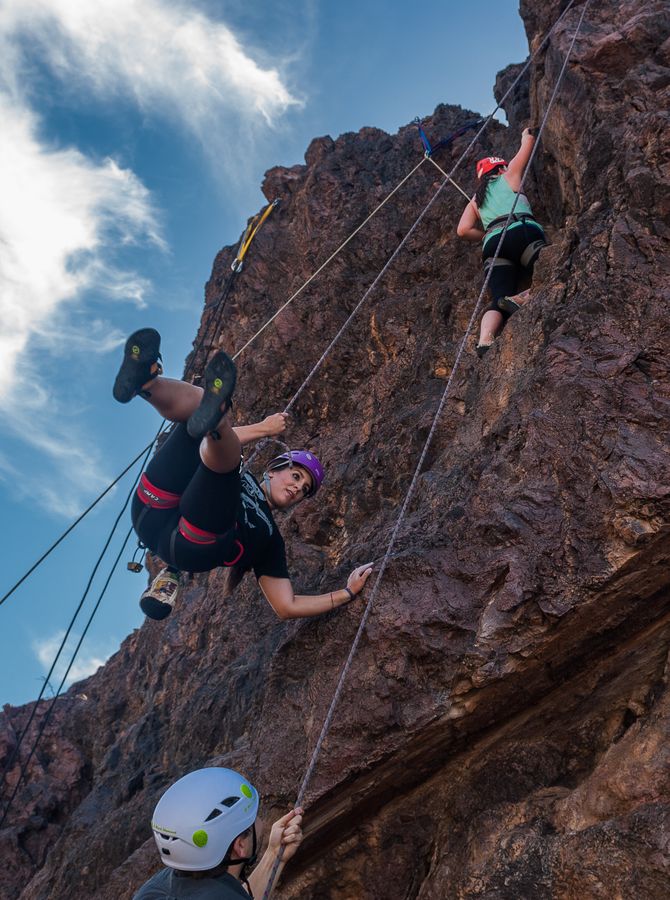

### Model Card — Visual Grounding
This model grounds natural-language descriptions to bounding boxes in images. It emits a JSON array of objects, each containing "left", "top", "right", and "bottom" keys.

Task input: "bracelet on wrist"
[{"left": 344, "top": 587, "right": 355, "bottom": 602}]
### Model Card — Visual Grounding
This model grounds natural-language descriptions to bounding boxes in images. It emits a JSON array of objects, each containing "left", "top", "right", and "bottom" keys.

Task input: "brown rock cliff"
[{"left": 2, "top": 0, "right": 670, "bottom": 897}]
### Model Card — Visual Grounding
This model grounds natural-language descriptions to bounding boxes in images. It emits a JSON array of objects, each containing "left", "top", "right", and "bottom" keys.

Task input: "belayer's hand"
[
  {"left": 268, "top": 807, "right": 304, "bottom": 863},
  {"left": 347, "top": 563, "right": 374, "bottom": 596},
  {"left": 262, "top": 412, "right": 288, "bottom": 437}
]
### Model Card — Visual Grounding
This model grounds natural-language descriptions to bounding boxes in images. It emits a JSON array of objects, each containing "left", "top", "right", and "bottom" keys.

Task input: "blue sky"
[{"left": 0, "top": 0, "right": 527, "bottom": 706}]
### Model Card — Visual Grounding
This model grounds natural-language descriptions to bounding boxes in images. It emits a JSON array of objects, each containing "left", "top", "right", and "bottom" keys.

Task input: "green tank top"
[{"left": 478, "top": 176, "right": 538, "bottom": 242}]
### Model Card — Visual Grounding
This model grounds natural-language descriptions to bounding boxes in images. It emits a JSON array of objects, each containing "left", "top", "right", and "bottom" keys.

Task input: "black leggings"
[
  {"left": 482, "top": 221, "right": 546, "bottom": 313},
  {"left": 131, "top": 424, "right": 242, "bottom": 572}
]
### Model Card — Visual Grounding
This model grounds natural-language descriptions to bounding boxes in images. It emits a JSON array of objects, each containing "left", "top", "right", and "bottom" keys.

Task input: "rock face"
[{"left": 2, "top": 1, "right": 670, "bottom": 897}]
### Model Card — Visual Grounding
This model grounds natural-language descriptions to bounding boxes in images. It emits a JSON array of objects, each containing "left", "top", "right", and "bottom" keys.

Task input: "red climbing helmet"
[
  {"left": 476, "top": 157, "right": 507, "bottom": 179},
  {"left": 267, "top": 450, "right": 324, "bottom": 497}
]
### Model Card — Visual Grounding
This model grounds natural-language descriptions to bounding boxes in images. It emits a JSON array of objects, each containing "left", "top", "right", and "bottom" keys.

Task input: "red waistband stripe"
[{"left": 137, "top": 473, "right": 181, "bottom": 509}]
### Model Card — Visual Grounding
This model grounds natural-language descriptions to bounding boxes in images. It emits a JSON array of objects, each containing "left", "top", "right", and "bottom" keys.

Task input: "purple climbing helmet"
[{"left": 267, "top": 450, "right": 325, "bottom": 497}]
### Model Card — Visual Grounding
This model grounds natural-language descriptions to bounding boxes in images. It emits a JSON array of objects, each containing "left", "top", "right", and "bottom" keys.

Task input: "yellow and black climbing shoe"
[
  {"left": 113, "top": 328, "right": 163, "bottom": 403},
  {"left": 140, "top": 567, "right": 181, "bottom": 620},
  {"left": 187, "top": 351, "right": 237, "bottom": 441}
]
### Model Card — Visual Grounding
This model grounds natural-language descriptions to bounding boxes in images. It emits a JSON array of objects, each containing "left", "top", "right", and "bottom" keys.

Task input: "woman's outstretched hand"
[
  {"left": 347, "top": 563, "right": 374, "bottom": 596},
  {"left": 262, "top": 412, "right": 288, "bottom": 437}
]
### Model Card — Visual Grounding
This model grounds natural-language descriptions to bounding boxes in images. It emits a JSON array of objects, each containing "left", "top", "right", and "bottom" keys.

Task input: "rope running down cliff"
[
  {"left": 0, "top": 0, "right": 581, "bottom": 837},
  {"left": 261, "top": 1, "right": 590, "bottom": 895},
  {"left": 0, "top": 0, "right": 580, "bottom": 836}
]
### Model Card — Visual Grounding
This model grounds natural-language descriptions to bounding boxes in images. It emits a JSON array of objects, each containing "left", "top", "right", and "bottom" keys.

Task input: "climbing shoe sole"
[
  {"left": 140, "top": 594, "right": 174, "bottom": 620},
  {"left": 498, "top": 296, "right": 522, "bottom": 315},
  {"left": 113, "top": 328, "right": 162, "bottom": 403},
  {"left": 187, "top": 351, "right": 237, "bottom": 441}
]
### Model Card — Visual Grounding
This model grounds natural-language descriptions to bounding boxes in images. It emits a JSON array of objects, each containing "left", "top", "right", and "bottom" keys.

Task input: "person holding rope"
[
  {"left": 133, "top": 767, "right": 303, "bottom": 899},
  {"left": 456, "top": 127, "right": 547, "bottom": 356},
  {"left": 113, "top": 328, "right": 373, "bottom": 620}
]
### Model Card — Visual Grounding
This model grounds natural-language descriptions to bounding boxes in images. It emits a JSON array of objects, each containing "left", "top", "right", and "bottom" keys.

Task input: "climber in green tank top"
[{"left": 456, "top": 127, "right": 547, "bottom": 356}]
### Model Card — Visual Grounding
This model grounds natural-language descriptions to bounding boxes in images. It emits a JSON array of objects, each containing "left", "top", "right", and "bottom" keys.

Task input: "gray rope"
[
  {"left": 260, "top": 1, "right": 589, "bottom": 895},
  {"left": 231, "top": 159, "right": 427, "bottom": 363}
]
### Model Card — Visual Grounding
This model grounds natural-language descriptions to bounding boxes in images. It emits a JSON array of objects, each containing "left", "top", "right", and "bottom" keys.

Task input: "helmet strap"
[
  {"left": 221, "top": 824, "right": 258, "bottom": 895},
  {"left": 262, "top": 472, "right": 275, "bottom": 509}
]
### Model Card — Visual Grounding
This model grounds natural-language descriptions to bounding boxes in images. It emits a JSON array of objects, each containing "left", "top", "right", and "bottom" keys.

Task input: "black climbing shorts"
[
  {"left": 481, "top": 221, "right": 546, "bottom": 313},
  {"left": 131, "top": 424, "right": 243, "bottom": 572}
]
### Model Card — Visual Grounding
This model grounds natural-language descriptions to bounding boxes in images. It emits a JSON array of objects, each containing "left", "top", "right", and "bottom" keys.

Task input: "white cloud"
[
  {"left": 32, "top": 629, "right": 116, "bottom": 688},
  {"left": 0, "top": 0, "right": 302, "bottom": 515},
  {"left": 0, "top": 0, "right": 300, "bottom": 152},
  {"left": 0, "top": 93, "right": 162, "bottom": 400}
]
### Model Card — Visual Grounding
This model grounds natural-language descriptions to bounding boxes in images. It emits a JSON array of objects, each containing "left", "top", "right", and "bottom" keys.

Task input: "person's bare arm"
[
  {"left": 258, "top": 564, "right": 373, "bottom": 620},
  {"left": 233, "top": 413, "right": 287, "bottom": 447},
  {"left": 505, "top": 127, "right": 535, "bottom": 190},
  {"left": 456, "top": 199, "right": 485, "bottom": 242},
  {"left": 247, "top": 809, "right": 304, "bottom": 897}
]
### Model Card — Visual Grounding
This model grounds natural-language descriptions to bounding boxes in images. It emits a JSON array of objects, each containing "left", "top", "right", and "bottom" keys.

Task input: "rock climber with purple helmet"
[
  {"left": 456, "top": 127, "right": 547, "bottom": 356},
  {"left": 113, "top": 328, "right": 373, "bottom": 621}
]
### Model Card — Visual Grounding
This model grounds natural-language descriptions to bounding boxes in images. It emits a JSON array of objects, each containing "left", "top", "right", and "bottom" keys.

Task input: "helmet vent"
[
  {"left": 205, "top": 808, "right": 223, "bottom": 821},
  {"left": 161, "top": 849, "right": 171, "bottom": 856},
  {"left": 221, "top": 796, "right": 239, "bottom": 807}
]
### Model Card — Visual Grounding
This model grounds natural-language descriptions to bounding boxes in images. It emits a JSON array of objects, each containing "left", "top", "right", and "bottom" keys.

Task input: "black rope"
[
  {"left": 0, "top": 437, "right": 157, "bottom": 809},
  {"left": 0, "top": 442, "right": 154, "bottom": 608},
  {"left": 0, "top": 525, "right": 136, "bottom": 830}
]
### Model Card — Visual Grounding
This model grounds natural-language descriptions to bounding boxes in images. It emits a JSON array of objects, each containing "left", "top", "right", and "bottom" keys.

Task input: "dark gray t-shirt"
[{"left": 133, "top": 868, "right": 249, "bottom": 899}]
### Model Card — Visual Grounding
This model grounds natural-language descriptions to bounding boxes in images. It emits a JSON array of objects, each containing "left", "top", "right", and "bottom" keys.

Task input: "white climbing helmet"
[{"left": 150, "top": 767, "right": 259, "bottom": 871}]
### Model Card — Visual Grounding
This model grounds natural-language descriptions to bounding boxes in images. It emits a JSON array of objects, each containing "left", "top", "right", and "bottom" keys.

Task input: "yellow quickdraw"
[{"left": 231, "top": 199, "right": 280, "bottom": 272}]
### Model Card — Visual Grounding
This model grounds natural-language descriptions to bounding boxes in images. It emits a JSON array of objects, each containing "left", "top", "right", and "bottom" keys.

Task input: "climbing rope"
[
  {"left": 0, "top": 526, "right": 136, "bottom": 831},
  {"left": 0, "top": 444, "right": 153, "bottom": 608},
  {"left": 261, "top": 1, "right": 589, "bottom": 894},
  {"left": 424, "top": 156, "right": 472, "bottom": 201},
  {"left": 0, "top": 451, "right": 154, "bottom": 821},
  {"left": 1, "top": 0, "right": 584, "bottom": 840},
  {"left": 230, "top": 158, "right": 427, "bottom": 361}
]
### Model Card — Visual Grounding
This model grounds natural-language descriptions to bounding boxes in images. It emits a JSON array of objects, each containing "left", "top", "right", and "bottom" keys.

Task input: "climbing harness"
[
  {"left": 482, "top": 213, "right": 548, "bottom": 271},
  {"left": 261, "top": 2, "right": 589, "bottom": 896},
  {"left": 231, "top": 200, "right": 280, "bottom": 273}
]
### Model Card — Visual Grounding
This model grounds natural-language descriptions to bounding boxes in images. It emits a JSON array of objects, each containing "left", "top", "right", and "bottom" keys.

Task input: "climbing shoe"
[
  {"left": 187, "top": 351, "right": 237, "bottom": 441},
  {"left": 113, "top": 328, "right": 162, "bottom": 403},
  {"left": 498, "top": 296, "right": 522, "bottom": 315},
  {"left": 140, "top": 568, "right": 182, "bottom": 620},
  {"left": 476, "top": 343, "right": 493, "bottom": 358}
]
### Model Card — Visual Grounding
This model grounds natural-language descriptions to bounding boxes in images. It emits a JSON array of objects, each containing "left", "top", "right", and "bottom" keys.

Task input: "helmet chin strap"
[
  {"left": 262, "top": 472, "right": 275, "bottom": 508},
  {"left": 222, "top": 824, "right": 258, "bottom": 896}
]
